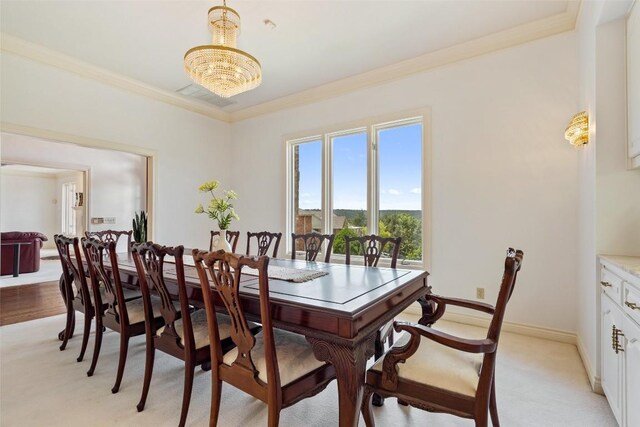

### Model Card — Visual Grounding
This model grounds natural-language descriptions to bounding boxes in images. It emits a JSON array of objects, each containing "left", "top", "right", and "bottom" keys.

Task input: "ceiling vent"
[{"left": 176, "top": 84, "right": 236, "bottom": 108}]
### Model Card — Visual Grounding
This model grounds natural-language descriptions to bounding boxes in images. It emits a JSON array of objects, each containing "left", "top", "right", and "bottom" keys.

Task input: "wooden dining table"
[{"left": 60, "top": 253, "right": 431, "bottom": 427}]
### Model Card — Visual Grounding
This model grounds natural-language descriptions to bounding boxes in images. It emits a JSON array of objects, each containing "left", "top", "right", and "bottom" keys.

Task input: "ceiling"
[{"left": 0, "top": 0, "right": 578, "bottom": 118}]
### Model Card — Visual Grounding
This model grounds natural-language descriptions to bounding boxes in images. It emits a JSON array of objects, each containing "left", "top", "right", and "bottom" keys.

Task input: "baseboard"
[
  {"left": 401, "top": 304, "right": 576, "bottom": 344},
  {"left": 577, "top": 334, "right": 604, "bottom": 395}
]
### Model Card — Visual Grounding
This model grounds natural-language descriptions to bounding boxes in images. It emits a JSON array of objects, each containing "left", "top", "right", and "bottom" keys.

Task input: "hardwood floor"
[{"left": 0, "top": 281, "right": 66, "bottom": 326}]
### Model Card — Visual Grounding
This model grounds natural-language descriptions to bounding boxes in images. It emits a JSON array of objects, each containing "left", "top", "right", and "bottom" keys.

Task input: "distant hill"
[{"left": 333, "top": 209, "right": 421, "bottom": 223}]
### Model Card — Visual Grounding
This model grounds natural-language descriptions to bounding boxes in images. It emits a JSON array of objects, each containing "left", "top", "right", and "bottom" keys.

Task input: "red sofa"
[{"left": 1, "top": 232, "right": 48, "bottom": 276}]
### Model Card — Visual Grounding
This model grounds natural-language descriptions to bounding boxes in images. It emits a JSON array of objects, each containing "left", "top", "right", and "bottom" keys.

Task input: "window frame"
[{"left": 284, "top": 109, "right": 432, "bottom": 270}]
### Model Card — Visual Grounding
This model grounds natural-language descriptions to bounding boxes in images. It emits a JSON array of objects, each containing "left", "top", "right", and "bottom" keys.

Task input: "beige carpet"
[{"left": 0, "top": 313, "right": 615, "bottom": 426}]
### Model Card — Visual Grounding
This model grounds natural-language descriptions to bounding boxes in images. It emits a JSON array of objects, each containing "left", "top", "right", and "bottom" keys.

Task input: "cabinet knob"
[
  {"left": 600, "top": 281, "right": 612, "bottom": 288},
  {"left": 625, "top": 301, "right": 639, "bottom": 310}
]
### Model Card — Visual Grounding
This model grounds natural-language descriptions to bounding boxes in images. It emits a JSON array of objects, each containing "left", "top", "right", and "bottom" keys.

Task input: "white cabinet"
[{"left": 600, "top": 256, "right": 640, "bottom": 427}]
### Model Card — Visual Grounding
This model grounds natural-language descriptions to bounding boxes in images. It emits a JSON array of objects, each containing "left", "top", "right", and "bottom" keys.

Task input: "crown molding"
[
  {"left": 0, "top": 33, "right": 231, "bottom": 123},
  {"left": 0, "top": 1, "right": 580, "bottom": 124},
  {"left": 229, "top": 1, "right": 580, "bottom": 122}
]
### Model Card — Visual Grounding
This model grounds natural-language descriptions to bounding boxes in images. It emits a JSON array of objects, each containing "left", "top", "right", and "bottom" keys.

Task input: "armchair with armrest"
[{"left": 362, "top": 248, "right": 524, "bottom": 427}]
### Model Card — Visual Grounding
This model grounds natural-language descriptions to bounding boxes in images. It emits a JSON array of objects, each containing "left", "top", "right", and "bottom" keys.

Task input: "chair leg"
[
  {"left": 77, "top": 312, "right": 92, "bottom": 362},
  {"left": 59, "top": 308, "right": 75, "bottom": 351},
  {"left": 372, "top": 331, "right": 385, "bottom": 407},
  {"left": 178, "top": 363, "right": 195, "bottom": 427},
  {"left": 267, "top": 406, "right": 281, "bottom": 427},
  {"left": 210, "top": 378, "right": 222, "bottom": 427},
  {"left": 137, "top": 338, "right": 155, "bottom": 412},
  {"left": 112, "top": 334, "right": 130, "bottom": 394},
  {"left": 361, "top": 386, "right": 376, "bottom": 427},
  {"left": 87, "top": 315, "right": 104, "bottom": 377},
  {"left": 489, "top": 380, "right": 500, "bottom": 427}
]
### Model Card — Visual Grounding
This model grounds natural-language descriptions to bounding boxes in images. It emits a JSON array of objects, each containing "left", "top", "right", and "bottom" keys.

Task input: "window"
[{"left": 286, "top": 113, "right": 429, "bottom": 266}]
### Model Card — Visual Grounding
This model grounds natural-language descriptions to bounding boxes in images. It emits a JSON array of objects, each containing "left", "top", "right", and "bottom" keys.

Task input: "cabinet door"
[
  {"left": 624, "top": 318, "right": 640, "bottom": 427},
  {"left": 602, "top": 295, "right": 624, "bottom": 424}
]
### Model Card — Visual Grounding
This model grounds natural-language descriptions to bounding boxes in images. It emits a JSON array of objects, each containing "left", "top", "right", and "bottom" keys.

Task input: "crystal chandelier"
[{"left": 184, "top": 1, "right": 262, "bottom": 98}]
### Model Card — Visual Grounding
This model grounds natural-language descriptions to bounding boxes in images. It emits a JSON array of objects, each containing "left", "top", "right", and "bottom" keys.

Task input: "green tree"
[
  {"left": 332, "top": 227, "right": 360, "bottom": 255},
  {"left": 351, "top": 210, "right": 367, "bottom": 227},
  {"left": 380, "top": 213, "right": 422, "bottom": 260}
]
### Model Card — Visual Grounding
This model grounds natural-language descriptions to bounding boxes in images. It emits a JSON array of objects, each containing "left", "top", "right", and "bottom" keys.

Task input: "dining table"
[{"left": 59, "top": 252, "right": 432, "bottom": 427}]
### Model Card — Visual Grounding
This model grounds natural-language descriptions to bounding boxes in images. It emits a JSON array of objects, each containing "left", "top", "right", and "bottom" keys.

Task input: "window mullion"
[
  {"left": 323, "top": 133, "right": 332, "bottom": 235},
  {"left": 369, "top": 126, "right": 379, "bottom": 235}
]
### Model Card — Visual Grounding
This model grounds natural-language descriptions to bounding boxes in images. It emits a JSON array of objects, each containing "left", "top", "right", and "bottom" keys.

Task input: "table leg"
[
  {"left": 308, "top": 335, "right": 375, "bottom": 427},
  {"left": 12, "top": 244, "right": 20, "bottom": 277}
]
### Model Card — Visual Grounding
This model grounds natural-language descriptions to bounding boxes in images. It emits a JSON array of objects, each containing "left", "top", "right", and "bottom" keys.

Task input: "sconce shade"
[{"left": 564, "top": 111, "right": 589, "bottom": 146}]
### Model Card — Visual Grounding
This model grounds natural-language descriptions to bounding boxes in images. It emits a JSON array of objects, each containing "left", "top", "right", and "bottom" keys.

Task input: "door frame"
[{"left": 0, "top": 122, "right": 157, "bottom": 240}]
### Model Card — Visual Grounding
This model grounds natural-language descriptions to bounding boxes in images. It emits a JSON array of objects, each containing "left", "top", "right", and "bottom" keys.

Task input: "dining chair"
[
  {"left": 192, "top": 250, "right": 336, "bottom": 427},
  {"left": 344, "top": 234, "right": 402, "bottom": 268},
  {"left": 291, "top": 231, "right": 335, "bottom": 263},
  {"left": 344, "top": 233, "right": 402, "bottom": 405},
  {"left": 55, "top": 234, "right": 100, "bottom": 362},
  {"left": 209, "top": 230, "right": 240, "bottom": 252},
  {"left": 246, "top": 231, "right": 282, "bottom": 257},
  {"left": 85, "top": 229, "right": 132, "bottom": 252},
  {"left": 132, "top": 242, "right": 218, "bottom": 427},
  {"left": 82, "top": 237, "right": 164, "bottom": 392},
  {"left": 361, "top": 248, "right": 524, "bottom": 427}
]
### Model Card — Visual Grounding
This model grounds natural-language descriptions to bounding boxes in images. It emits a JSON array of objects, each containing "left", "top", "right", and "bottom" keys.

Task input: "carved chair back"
[
  {"left": 345, "top": 234, "right": 402, "bottom": 268},
  {"left": 85, "top": 230, "right": 132, "bottom": 252},
  {"left": 82, "top": 237, "right": 130, "bottom": 325},
  {"left": 209, "top": 230, "right": 240, "bottom": 252},
  {"left": 291, "top": 232, "right": 335, "bottom": 263},
  {"left": 54, "top": 234, "right": 93, "bottom": 310},
  {"left": 132, "top": 243, "right": 193, "bottom": 350},
  {"left": 246, "top": 231, "right": 282, "bottom": 257},
  {"left": 193, "top": 250, "right": 279, "bottom": 396}
]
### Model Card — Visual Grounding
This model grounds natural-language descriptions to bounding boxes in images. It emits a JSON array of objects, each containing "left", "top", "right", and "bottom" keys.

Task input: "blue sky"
[{"left": 297, "top": 123, "right": 422, "bottom": 211}]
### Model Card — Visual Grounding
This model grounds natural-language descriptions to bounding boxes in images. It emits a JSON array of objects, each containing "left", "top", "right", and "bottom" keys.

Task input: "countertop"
[{"left": 599, "top": 255, "right": 640, "bottom": 280}]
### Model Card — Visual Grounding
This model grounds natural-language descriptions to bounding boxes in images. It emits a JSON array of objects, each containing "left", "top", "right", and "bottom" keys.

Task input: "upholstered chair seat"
[
  {"left": 87, "top": 286, "right": 141, "bottom": 304},
  {"left": 223, "top": 329, "right": 325, "bottom": 386},
  {"left": 156, "top": 310, "right": 235, "bottom": 350},
  {"left": 125, "top": 296, "right": 173, "bottom": 325},
  {"left": 370, "top": 332, "right": 483, "bottom": 397}
]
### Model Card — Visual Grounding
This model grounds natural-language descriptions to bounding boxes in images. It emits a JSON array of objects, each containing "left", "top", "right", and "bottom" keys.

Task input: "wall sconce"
[{"left": 564, "top": 111, "right": 589, "bottom": 146}]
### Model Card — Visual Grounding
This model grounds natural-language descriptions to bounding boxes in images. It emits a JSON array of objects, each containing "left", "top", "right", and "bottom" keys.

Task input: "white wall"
[
  {"left": 0, "top": 171, "right": 58, "bottom": 248},
  {"left": 595, "top": 20, "right": 640, "bottom": 256},
  {"left": 576, "top": 0, "right": 601, "bottom": 391},
  {"left": 0, "top": 52, "right": 231, "bottom": 249},
  {"left": 230, "top": 32, "right": 581, "bottom": 332}
]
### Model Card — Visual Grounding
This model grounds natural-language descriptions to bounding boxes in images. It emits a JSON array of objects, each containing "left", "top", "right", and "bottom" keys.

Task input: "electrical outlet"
[
  {"left": 476, "top": 287, "right": 485, "bottom": 299},
  {"left": 103, "top": 217, "right": 116, "bottom": 224}
]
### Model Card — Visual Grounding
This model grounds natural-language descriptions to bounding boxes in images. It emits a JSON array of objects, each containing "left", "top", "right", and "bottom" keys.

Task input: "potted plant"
[
  {"left": 195, "top": 180, "right": 239, "bottom": 252},
  {"left": 132, "top": 210, "right": 147, "bottom": 243}
]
